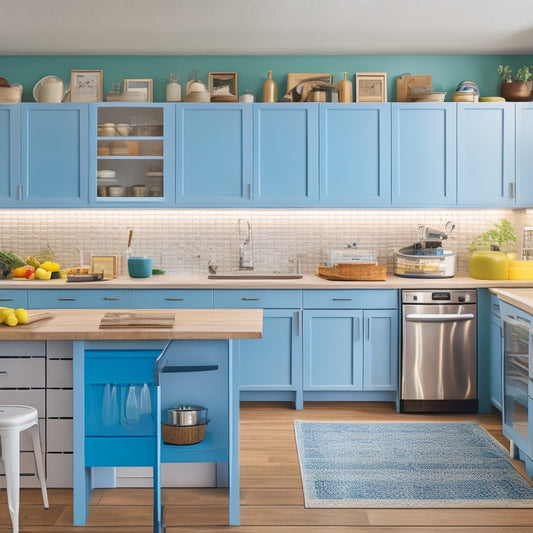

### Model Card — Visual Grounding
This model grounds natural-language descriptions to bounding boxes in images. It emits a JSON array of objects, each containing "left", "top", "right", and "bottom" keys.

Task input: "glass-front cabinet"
[{"left": 89, "top": 103, "right": 175, "bottom": 205}]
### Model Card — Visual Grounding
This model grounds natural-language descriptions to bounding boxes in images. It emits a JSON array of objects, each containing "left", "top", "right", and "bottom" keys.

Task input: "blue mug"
[{"left": 128, "top": 257, "right": 153, "bottom": 278}]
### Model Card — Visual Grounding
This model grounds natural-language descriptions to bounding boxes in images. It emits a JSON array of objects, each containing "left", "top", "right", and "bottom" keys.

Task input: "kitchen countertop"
[
  {"left": 2, "top": 274, "right": 533, "bottom": 289},
  {"left": 490, "top": 288, "right": 533, "bottom": 315},
  {"left": 0, "top": 308, "right": 263, "bottom": 341}
]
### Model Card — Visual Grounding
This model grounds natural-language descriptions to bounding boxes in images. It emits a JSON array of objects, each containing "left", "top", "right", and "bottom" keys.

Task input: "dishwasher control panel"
[{"left": 402, "top": 289, "right": 477, "bottom": 304}]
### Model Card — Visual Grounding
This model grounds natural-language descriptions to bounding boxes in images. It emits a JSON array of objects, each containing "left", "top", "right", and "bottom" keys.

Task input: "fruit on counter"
[
  {"left": 0, "top": 308, "right": 14, "bottom": 323},
  {"left": 0, "top": 251, "right": 26, "bottom": 278},
  {"left": 14, "top": 308, "right": 28, "bottom": 324},
  {"left": 35, "top": 267, "right": 52, "bottom": 280},
  {"left": 12, "top": 265, "right": 35, "bottom": 279},
  {"left": 4, "top": 314, "right": 18, "bottom": 327},
  {"left": 25, "top": 255, "right": 41, "bottom": 269},
  {"left": 40, "top": 261, "right": 60, "bottom": 272},
  {"left": 0, "top": 307, "right": 29, "bottom": 327}
]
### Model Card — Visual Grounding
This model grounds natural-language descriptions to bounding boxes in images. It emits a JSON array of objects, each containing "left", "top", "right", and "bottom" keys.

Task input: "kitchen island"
[{"left": 0, "top": 308, "right": 263, "bottom": 531}]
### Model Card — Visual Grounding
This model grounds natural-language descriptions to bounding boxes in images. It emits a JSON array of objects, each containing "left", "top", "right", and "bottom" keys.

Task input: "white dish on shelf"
[{"left": 96, "top": 170, "right": 116, "bottom": 178}]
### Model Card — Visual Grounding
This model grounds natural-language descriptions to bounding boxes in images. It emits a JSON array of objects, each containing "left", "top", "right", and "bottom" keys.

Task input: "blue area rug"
[{"left": 294, "top": 421, "right": 533, "bottom": 508}]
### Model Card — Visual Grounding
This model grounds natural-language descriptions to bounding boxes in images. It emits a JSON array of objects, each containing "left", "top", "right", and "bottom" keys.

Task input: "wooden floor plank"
[{"left": 4, "top": 402, "right": 533, "bottom": 532}]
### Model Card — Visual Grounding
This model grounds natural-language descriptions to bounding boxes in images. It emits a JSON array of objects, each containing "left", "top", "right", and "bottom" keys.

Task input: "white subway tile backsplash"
[{"left": 0, "top": 209, "right": 528, "bottom": 275}]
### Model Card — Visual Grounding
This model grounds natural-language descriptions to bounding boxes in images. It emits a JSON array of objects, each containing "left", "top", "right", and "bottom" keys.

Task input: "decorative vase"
[
  {"left": 468, "top": 251, "right": 509, "bottom": 280},
  {"left": 500, "top": 81, "right": 531, "bottom": 102},
  {"left": 337, "top": 72, "right": 353, "bottom": 103},
  {"left": 262, "top": 70, "right": 278, "bottom": 103}
]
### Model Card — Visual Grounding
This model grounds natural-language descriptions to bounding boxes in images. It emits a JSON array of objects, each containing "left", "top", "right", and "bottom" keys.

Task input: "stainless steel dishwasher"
[{"left": 401, "top": 289, "right": 477, "bottom": 413}]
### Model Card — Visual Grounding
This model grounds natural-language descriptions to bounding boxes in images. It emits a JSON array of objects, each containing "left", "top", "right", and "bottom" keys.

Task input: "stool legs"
[
  {"left": 2, "top": 429, "right": 20, "bottom": 533},
  {"left": 30, "top": 424, "right": 49, "bottom": 509}
]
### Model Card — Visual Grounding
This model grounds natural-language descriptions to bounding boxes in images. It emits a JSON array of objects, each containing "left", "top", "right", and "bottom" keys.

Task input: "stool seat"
[
  {"left": 0, "top": 406, "right": 38, "bottom": 429},
  {"left": 0, "top": 404, "right": 48, "bottom": 533}
]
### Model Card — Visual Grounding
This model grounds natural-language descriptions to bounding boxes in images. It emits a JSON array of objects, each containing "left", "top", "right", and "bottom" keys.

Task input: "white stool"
[{"left": 0, "top": 405, "right": 49, "bottom": 533}]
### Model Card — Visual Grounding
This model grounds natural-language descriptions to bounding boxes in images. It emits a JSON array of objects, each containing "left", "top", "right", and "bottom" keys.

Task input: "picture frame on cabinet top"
[
  {"left": 208, "top": 72, "right": 238, "bottom": 102},
  {"left": 70, "top": 69, "right": 103, "bottom": 102},
  {"left": 123, "top": 78, "right": 153, "bottom": 102},
  {"left": 355, "top": 72, "right": 387, "bottom": 103}
]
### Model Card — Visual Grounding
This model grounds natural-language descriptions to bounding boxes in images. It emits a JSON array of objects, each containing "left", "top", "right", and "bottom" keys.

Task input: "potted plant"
[
  {"left": 498, "top": 65, "right": 532, "bottom": 101},
  {"left": 468, "top": 219, "right": 517, "bottom": 280}
]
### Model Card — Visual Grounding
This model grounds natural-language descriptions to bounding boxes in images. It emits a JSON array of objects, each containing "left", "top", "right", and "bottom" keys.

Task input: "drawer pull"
[
  {"left": 0, "top": 371, "right": 7, "bottom": 375},
  {"left": 0, "top": 299, "right": 13, "bottom": 302},
  {"left": 58, "top": 298, "right": 77, "bottom": 301},
  {"left": 333, "top": 298, "right": 352, "bottom": 301},
  {"left": 103, "top": 297, "right": 121, "bottom": 301},
  {"left": 242, "top": 297, "right": 261, "bottom": 301},
  {"left": 165, "top": 298, "right": 184, "bottom": 301}
]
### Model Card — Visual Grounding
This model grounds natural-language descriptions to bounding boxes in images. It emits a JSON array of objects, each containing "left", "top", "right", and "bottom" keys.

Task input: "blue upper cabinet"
[
  {"left": 515, "top": 103, "right": 533, "bottom": 208},
  {"left": 0, "top": 105, "right": 20, "bottom": 206},
  {"left": 457, "top": 103, "right": 515, "bottom": 207},
  {"left": 89, "top": 103, "right": 176, "bottom": 206},
  {"left": 391, "top": 103, "right": 456, "bottom": 207},
  {"left": 319, "top": 104, "right": 391, "bottom": 207},
  {"left": 176, "top": 103, "right": 252, "bottom": 206},
  {"left": 21, "top": 104, "right": 89, "bottom": 207},
  {"left": 253, "top": 104, "right": 318, "bottom": 206}
]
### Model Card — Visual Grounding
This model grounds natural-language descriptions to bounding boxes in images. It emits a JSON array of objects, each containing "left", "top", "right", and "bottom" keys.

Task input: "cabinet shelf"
[
  {"left": 161, "top": 431, "right": 227, "bottom": 463},
  {"left": 97, "top": 156, "right": 164, "bottom": 160}
]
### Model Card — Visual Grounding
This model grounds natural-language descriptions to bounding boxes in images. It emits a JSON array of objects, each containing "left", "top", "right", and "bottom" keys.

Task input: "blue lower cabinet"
[
  {"left": 304, "top": 310, "right": 364, "bottom": 390},
  {"left": 85, "top": 437, "right": 156, "bottom": 467},
  {"left": 489, "top": 298, "right": 503, "bottom": 411},
  {"left": 131, "top": 289, "right": 213, "bottom": 308},
  {"left": 28, "top": 289, "right": 131, "bottom": 309},
  {"left": 303, "top": 308, "right": 398, "bottom": 393},
  {"left": 0, "top": 289, "right": 27, "bottom": 309},
  {"left": 239, "top": 309, "right": 302, "bottom": 406}
]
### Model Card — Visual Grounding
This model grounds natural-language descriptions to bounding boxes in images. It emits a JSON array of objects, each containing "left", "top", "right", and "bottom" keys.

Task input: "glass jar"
[
  {"left": 239, "top": 89, "right": 254, "bottom": 103},
  {"left": 166, "top": 73, "right": 181, "bottom": 102}
]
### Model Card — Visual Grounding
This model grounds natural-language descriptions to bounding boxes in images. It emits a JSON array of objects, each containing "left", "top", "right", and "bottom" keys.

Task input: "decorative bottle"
[
  {"left": 166, "top": 73, "right": 181, "bottom": 102},
  {"left": 263, "top": 70, "right": 278, "bottom": 103},
  {"left": 337, "top": 72, "right": 353, "bottom": 103}
]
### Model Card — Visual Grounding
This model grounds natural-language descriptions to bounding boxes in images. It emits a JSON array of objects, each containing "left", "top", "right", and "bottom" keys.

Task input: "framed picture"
[
  {"left": 70, "top": 69, "right": 103, "bottom": 102},
  {"left": 124, "top": 78, "right": 153, "bottom": 102},
  {"left": 355, "top": 72, "right": 387, "bottom": 103},
  {"left": 208, "top": 72, "right": 238, "bottom": 101}
]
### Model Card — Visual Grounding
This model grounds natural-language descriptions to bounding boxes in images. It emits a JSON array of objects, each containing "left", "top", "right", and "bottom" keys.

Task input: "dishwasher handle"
[{"left": 405, "top": 313, "right": 475, "bottom": 323}]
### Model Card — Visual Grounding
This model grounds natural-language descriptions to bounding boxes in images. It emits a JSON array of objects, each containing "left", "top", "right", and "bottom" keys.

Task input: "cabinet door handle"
[
  {"left": 367, "top": 317, "right": 371, "bottom": 340},
  {"left": 248, "top": 183, "right": 252, "bottom": 199},
  {"left": 333, "top": 298, "right": 352, "bottom": 301},
  {"left": 242, "top": 297, "right": 261, "bottom": 301},
  {"left": 17, "top": 185, "right": 22, "bottom": 202},
  {"left": 0, "top": 299, "right": 13, "bottom": 302},
  {"left": 0, "top": 370, "right": 7, "bottom": 375},
  {"left": 353, "top": 317, "right": 359, "bottom": 340},
  {"left": 58, "top": 298, "right": 77, "bottom": 301},
  {"left": 165, "top": 298, "right": 184, "bottom": 301},
  {"left": 509, "top": 182, "right": 516, "bottom": 199},
  {"left": 103, "top": 297, "right": 121, "bottom": 301},
  {"left": 295, "top": 311, "right": 300, "bottom": 337}
]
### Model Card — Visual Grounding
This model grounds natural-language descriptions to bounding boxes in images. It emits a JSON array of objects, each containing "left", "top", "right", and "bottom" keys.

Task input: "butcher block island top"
[{"left": 0, "top": 308, "right": 263, "bottom": 340}]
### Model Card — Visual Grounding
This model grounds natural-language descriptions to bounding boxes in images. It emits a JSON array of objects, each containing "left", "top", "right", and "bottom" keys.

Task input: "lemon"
[
  {"left": 4, "top": 314, "right": 18, "bottom": 327},
  {"left": 14, "top": 308, "right": 28, "bottom": 324},
  {"left": 0, "top": 308, "right": 14, "bottom": 323}
]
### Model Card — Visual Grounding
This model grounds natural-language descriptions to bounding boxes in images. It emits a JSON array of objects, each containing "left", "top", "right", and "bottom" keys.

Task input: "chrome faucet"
[{"left": 239, "top": 219, "right": 254, "bottom": 270}]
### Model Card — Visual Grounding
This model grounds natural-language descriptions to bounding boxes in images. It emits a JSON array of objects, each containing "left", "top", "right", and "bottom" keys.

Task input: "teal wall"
[{"left": 2, "top": 54, "right": 533, "bottom": 103}]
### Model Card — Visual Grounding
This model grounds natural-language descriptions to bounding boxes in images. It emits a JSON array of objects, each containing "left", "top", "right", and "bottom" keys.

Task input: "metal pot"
[{"left": 163, "top": 405, "right": 207, "bottom": 426}]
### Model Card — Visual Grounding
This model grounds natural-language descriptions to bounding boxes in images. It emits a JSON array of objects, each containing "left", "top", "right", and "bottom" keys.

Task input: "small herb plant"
[
  {"left": 498, "top": 65, "right": 532, "bottom": 83},
  {"left": 468, "top": 219, "right": 517, "bottom": 252}
]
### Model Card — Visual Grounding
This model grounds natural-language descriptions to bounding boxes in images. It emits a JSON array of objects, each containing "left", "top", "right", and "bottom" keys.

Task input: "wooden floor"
[{"left": 2, "top": 402, "right": 533, "bottom": 532}]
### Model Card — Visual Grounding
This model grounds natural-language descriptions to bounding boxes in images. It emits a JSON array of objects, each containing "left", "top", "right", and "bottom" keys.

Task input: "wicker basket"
[
  {"left": 0, "top": 85, "right": 23, "bottom": 104},
  {"left": 317, "top": 263, "right": 387, "bottom": 281},
  {"left": 162, "top": 423, "right": 207, "bottom": 445}
]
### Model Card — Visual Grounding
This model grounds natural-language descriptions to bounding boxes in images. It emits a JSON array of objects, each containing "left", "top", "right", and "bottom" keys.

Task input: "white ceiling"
[{"left": 3, "top": 0, "right": 533, "bottom": 56}]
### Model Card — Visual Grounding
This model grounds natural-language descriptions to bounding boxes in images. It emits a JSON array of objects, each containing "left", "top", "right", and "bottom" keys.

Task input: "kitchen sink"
[{"left": 207, "top": 272, "right": 303, "bottom": 280}]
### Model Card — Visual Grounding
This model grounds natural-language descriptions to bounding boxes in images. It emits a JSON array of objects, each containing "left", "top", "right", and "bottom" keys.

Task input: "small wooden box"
[
  {"left": 91, "top": 255, "right": 118, "bottom": 279},
  {"left": 317, "top": 263, "right": 387, "bottom": 281}
]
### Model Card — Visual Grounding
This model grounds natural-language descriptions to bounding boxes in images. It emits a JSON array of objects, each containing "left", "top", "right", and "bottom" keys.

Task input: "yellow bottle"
[
  {"left": 337, "top": 72, "right": 353, "bottom": 103},
  {"left": 263, "top": 70, "right": 278, "bottom": 103}
]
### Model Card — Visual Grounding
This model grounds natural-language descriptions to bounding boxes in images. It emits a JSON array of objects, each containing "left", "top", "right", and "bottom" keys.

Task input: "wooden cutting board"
[
  {"left": 27, "top": 312, "right": 54, "bottom": 324},
  {"left": 99, "top": 312, "right": 175, "bottom": 329},
  {"left": 396, "top": 74, "right": 432, "bottom": 102},
  {"left": 317, "top": 263, "right": 387, "bottom": 281}
]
